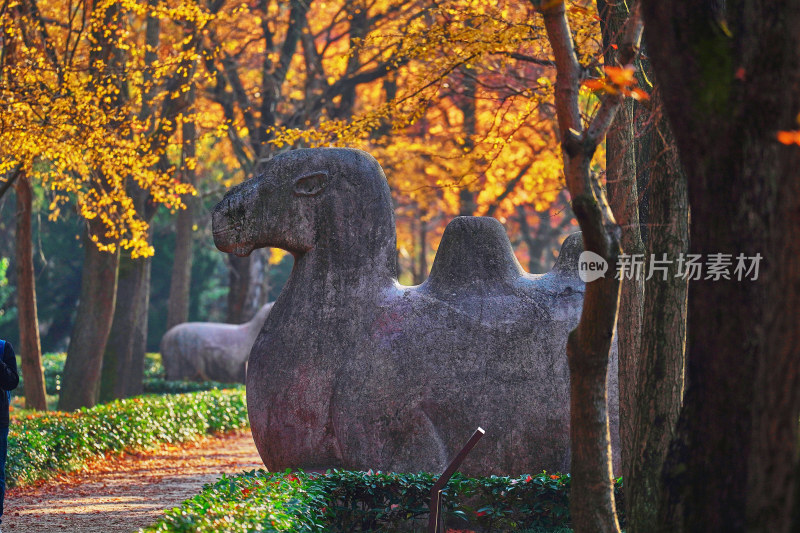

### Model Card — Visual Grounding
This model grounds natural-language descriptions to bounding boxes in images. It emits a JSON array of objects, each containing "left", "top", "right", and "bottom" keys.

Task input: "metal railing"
[{"left": 427, "top": 427, "right": 485, "bottom": 533}]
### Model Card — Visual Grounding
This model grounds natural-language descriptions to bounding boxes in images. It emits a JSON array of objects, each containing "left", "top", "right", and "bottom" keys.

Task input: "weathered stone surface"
[
  {"left": 160, "top": 303, "right": 273, "bottom": 383},
  {"left": 212, "top": 147, "right": 619, "bottom": 476}
]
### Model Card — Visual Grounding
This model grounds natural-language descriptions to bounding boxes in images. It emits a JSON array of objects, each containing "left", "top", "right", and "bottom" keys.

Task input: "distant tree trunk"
[
  {"left": 14, "top": 174, "right": 47, "bottom": 411},
  {"left": 227, "top": 254, "right": 252, "bottom": 324},
  {"left": 167, "top": 93, "right": 197, "bottom": 330},
  {"left": 111, "top": 0, "right": 168, "bottom": 398},
  {"left": 59, "top": 219, "right": 119, "bottom": 411},
  {"left": 640, "top": 2, "right": 800, "bottom": 531},
  {"left": 458, "top": 65, "right": 477, "bottom": 216},
  {"left": 166, "top": 200, "right": 194, "bottom": 328},
  {"left": 628, "top": 92, "right": 688, "bottom": 533},
  {"left": 125, "top": 255, "right": 149, "bottom": 397},
  {"left": 516, "top": 206, "right": 539, "bottom": 272},
  {"left": 244, "top": 248, "right": 270, "bottom": 319},
  {"left": 598, "top": 0, "right": 645, "bottom": 482},
  {"left": 99, "top": 245, "right": 150, "bottom": 402},
  {"left": 414, "top": 217, "right": 428, "bottom": 285}
]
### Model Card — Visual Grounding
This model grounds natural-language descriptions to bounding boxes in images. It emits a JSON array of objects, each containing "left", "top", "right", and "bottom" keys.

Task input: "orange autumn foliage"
[{"left": 2, "top": 0, "right": 637, "bottom": 271}]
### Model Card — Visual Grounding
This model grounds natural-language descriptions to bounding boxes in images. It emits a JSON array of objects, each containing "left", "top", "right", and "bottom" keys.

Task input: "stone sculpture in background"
[
  {"left": 160, "top": 302, "right": 273, "bottom": 383},
  {"left": 212, "top": 148, "right": 619, "bottom": 476}
]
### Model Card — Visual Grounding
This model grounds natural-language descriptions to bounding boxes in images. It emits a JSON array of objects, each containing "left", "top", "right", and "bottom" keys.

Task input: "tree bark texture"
[
  {"left": 628, "top": 92, "right": 688, "bottom": 533},
  {"left": 415, "top": 217, "right": 428, "bottom": 285},
  {"left": 59, "top": 219, "right": 119, "bottom": 411},
  {"left": 167, "top": 103, "right": 197, "bottom": 330},
  {"left": 99, "top": 249, "right": 149, "bottom": 402},
  {"left": 599, "top": 0, "right": 646, "bottom": 483},
  {"left": 14, "top": 175, "right": 47, "bottom": 411},
  {"left": 640, "top": 2, "right": 800, "bottom": 532},
  {"left": 125, "top": 255, "right": 150, "bottom": 398},
  {"left": 458, "top": 65, "right": 478, "bottom": 217},
  {"left": 227, "top": 253, "right": 252, "bottom": 324}
]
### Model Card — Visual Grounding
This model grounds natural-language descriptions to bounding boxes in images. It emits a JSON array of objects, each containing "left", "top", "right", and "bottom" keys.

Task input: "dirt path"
[{"left": 3, "top": 430, "right": 264, "bottom": 533}]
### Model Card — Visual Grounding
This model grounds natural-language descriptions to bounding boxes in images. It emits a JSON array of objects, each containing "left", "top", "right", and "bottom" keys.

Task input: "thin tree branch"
[
  {"left": 484, "top": 162, "right": 533, "bottom": 218},
  {"left": 493, "top": 50, "right": 555, "bottom": 67},
  {"left": 0, "top": 165, "right": 23, "bottom": 200}
]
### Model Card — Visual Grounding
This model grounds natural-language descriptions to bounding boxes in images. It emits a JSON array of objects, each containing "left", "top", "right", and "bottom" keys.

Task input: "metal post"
[{"left": 427, "top": 427, "right": 485, "bottom": 533}]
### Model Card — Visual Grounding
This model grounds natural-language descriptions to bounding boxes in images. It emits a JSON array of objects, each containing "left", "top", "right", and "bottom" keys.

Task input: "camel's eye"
[{"left": 293, "top": 171, "right": 328, "bottom": 197}]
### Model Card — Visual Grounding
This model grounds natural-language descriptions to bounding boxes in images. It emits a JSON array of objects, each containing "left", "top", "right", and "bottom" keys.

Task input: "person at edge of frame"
[{"left": 0, "top": 339, "right": 19, "bottom": 533}]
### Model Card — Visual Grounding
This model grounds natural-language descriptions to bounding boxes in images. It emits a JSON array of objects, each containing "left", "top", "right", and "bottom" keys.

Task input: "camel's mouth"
[
  {"left": 212, "top": 224, "right": 254, "bottom": 256},
  {"left": 230, "top": 242, "right": 256, "bottom": 257}
]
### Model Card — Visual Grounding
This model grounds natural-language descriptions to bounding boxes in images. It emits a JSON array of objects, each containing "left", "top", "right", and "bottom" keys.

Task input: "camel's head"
[{"left": 212, "top": 148, "right": 395, "bottom": 259}]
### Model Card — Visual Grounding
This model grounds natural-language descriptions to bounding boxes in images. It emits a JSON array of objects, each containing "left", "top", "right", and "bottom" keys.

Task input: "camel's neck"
[
  {"left": 292, "top": 244, "right": 395, "bottom": 292},
  {"left": 273, "top": 221, "right": 397, "bottom": 317},
  {"left": 272, "top": 177, "right": 398, "bottom": 313}
]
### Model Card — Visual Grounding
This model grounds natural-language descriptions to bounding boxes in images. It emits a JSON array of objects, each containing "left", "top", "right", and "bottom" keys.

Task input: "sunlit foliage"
[
  {"left": 2, "top": 0, "right": 608, "bottom": 268},
  {"left": 0, "top": 0, "right": 213, "bottom": 257}
]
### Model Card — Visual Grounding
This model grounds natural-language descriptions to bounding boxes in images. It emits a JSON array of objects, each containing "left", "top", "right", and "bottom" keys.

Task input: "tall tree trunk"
[
  {"left": 59, "top": 219, "right": 119, "bottom": 411},
  {"left": 106, "top": 0, "right": 163, "bottom": 398},
  {"left": 125, "top": 254, "right": 150, "bottom": 397},
  {"left": 166, "top": 199, "right": 194, "bottom": 327},
  {"left": 640, "top": 2, "right": 800, "bottom": 531},
  {"left": 167, "top": 94, "right": 197, "bottom": 330},
  {"left": 606, "top": 101, "right": 643, "bottom": 477},
  {"left": 227, "top": 254, "right": 252, "bottom": 324},
  {"left": 99, "top": 248, "right": 149, "bottom": 402},
  {"left": 244, "top": 248, "right": 270, "bottom": 319},
  {"left": 458, "top": 65, "right": 477, "bottom": 216},
  {"left": 414, "top": 217, "right": 428, "bottom": 285},
  {"left": 598, "top": 0, "right": 645, "bottom": 481},
  {"left": 14, "top": 175, "right": 47, "bottom": 411},
  {"left": 628, "top": 92, "right": 688, "bottom": 533},
  {"left": 539, "top": 1, "right": 642, "bottom": 530}
]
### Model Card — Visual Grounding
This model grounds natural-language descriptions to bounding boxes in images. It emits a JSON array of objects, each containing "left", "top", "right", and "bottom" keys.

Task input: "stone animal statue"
[
  {"left": 160, "top": 302, "right": 273, "bottom": 383},
  {"left": 212, "top": 148, "right": 618, "bottom": 476}
]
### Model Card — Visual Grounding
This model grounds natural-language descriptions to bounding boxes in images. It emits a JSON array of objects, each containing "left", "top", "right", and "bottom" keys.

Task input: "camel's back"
[
  {"left": 329, "top": 223, "right": 609, "bottom": 475},
  {"left": 420, "top": 217, "right": 584, "bottom": 321}
]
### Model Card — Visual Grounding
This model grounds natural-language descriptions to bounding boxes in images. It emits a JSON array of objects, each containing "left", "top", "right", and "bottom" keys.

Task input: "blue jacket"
[{"left": 0, "top": 341, "right": 19, "bottom": 426}]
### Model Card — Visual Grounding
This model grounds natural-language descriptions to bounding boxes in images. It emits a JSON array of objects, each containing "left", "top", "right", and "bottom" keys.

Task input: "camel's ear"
[{"left": 293, "top": 171, "right": 328, "bottom": 197}]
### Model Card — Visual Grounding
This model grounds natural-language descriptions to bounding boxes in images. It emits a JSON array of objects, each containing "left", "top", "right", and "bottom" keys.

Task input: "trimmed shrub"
[
  {"left": 17, "top": 352, "right": 167, "bottom": 396},
  {"left": 144, "top": 470, "right": 329, "bottom": 533},
  {"left": 7, "top": 389, "right": 248, "bottom": 487},
  {"left": 144, "top": 469, "right": 624, "bottom": 532},
  {"left": 16, "top": 352, "right": 237, "bottom": 399},
  {"left": 143, "top": 379, "right": 243, "bottom": 395}
]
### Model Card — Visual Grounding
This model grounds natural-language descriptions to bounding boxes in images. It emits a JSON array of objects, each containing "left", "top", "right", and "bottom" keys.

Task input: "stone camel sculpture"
[
  {"left": 160, "top": 302, "right": 273, "bottom": 383},
  {"left": 212, "top": 147, "right": 619, "bottom": 476}
]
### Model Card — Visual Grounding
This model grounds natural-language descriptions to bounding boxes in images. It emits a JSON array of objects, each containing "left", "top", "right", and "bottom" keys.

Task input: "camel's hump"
[
  {"left": 424, "top": 216, "right": 524, "bottom": 290},
  {"left": 422, "top": 217, "right": 583, "bottom": 295}
]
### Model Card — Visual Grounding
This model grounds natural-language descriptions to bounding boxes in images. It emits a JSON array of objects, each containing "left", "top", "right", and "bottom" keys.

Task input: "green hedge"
[
  {"left": 16, "top": 352, "right": 238, "bottom": 398},
  {"left": 17, "top": 352, "right": 167, "bottom": 396},
  {"left": 144, "top": 469, "right": 622, "bottom": 532},
  {"left": 8, "top": 389, "right": 248, "bottom": 487},
  {"left": 143, "top": 378, "right": 243, "bottom": 395}
]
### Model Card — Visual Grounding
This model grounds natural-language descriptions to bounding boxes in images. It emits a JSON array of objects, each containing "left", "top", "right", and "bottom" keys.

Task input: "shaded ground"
[{"left": 3, "top": 430, "right": 264, "bottom": 532}]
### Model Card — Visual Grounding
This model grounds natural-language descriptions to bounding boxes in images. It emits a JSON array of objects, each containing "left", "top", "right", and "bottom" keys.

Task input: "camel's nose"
[{"left": 212, "top": 196, "right": 242, "bottom": 251}]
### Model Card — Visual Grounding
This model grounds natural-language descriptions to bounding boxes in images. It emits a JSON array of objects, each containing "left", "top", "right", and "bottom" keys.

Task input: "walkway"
[{"left": 3, "top": 430, "right": 264, "bottom": 532}]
